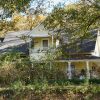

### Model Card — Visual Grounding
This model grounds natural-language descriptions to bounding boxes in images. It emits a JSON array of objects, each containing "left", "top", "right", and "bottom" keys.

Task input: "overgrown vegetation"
[
  {"left": 0, "top": 0, "right": 100, "bottom": 99},
  {"left": 0, "top": 52, "right": 100, "bottom": 99},
  {"left": 0, "top": 83, "right": 100, "bottom": 99}
]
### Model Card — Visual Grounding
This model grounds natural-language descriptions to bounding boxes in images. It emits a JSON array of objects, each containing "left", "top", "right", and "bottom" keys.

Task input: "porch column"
[
  {"left": 50, "top": 62, "right": 52, "bottom": 70},
  {"left": 29, "top": 38, "right": 32, "bottom": 60},
  {"left": 67, "top": 62, "right": 72, "bottom": 79},
  {"left": 52, "top": 35, "right": 54, "bottom": 47},
  {"left": 86, "top": 61, "right": 90, "bottom": 79}
]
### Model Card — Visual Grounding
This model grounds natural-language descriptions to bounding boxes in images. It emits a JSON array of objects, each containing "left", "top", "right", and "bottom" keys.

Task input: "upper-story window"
[{"left": 42, "top": 40, "right": 49, "bottom": 49}]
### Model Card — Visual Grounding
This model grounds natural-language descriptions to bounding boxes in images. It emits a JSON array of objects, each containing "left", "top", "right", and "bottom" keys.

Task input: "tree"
[
  {"left": 44, "top": 0, "right": 100, "bottom": 41},
  {"left": 0, "top": 0, "right": 53, "bottom": 19},
  {"left": 0, "top": 20, "right": 13, "bottom": 37},
  {"left": 11, "top": 11, "right": 27, "bottom": 30},
  {"left": 0, "top": 0, "right": 51, "bottom": 36},
  {"left": 44, "top": 0, "right": 100, "bottom": 59},
  {"left": 11, "top": 12, "right": 45, "bottom": 30},
  {"left": 44, "top": 5, "right": 80, "bottom": 44},
  {"left": 26, "top": 14, "right": 46, "bottom": 30},
  {"left": 74, "top": 0, "right": 100, "bottom": 33},
  {"left": 0, "top": 0, "right": 32, "bottom": 19}
]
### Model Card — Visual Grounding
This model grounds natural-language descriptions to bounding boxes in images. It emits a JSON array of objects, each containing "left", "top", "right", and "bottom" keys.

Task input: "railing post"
[
  {"left": 52, "top": 35, "right": 54, "bottom": 47},
  {"left": 68, "top": 62, "right": 72, "bottom": 79}
]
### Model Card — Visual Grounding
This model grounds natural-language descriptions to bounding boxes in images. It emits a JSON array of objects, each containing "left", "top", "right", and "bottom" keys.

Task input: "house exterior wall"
[
  {"left": 30, "top": 37, "right": 56, "bottom": 60},
  {"left": 53, "top": 61, "right": 100, "bottom": 79},
  {"left": 54, "top": 61, "right": 100, "bottom": 72},
  {"left": 32, "top": 37, "right": 56, "bottom": 49},
  {"left": 29, "top": 27, "right": 100, "bottom": 78},
  {"left": 52, "top": 62, "right": 87, "bottom": 73},
  {"left": 53, "top": 62, "right": 67, "bottom": 70}
]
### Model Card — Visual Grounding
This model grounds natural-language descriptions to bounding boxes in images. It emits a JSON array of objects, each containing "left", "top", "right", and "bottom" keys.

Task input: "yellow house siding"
[
  {"left": 34, "top": 37, "right": 43, "bottom": 48},
  {"left": 53, "top": 62, "right": 67, "bottom": 70},
  {"left": 32, "top": 37, "right": 56, "bottom": 48},
  {"left": 73, "top": 62, "right": 86, "bottom": 69},
  {"left": 50, "top": 62, "right": 88, "bottom": 71},
  {"left": 54, "top": 62, "right": 86, "bottom": 70},
  {"left": 54, "top": 61, "right": 100, "bottom": 71},
  {"left": 73, "top": 62, "right": 100, "bottom": 70}
]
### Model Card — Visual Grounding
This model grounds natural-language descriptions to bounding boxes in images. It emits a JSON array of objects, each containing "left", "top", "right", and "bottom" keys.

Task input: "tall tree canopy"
[
  {"left": 0, "top": 0, "right": 32, "bottom": 18},
  {"left": 0, "top": 0, "right": 50, "bottom": 36},
  {"left": 44, "top": 0, "right": 100, "bottom": 57},
  {"left": 0, "top": 0, "right": 51, "bottom": 18},
  {"left": 44, "top": 0, "right": 100, "bottom": 40}
]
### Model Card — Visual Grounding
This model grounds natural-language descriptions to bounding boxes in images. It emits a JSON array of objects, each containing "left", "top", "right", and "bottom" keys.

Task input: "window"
[{"left": 42, "top": 40, "right": 48, "bottom": 49}]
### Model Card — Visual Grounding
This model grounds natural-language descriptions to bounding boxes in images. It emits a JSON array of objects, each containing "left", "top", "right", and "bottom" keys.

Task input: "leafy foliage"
[
  {"left": 44, "top": 0, "right": 100, "bottom": 40},
  {"left": 0, "top": 0, "right": 32, "bottom": 18}
]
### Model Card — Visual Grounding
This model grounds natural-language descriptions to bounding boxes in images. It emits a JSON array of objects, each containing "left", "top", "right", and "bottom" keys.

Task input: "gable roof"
[
  {"left": 30, "top": 24, "right": 51, "bottom": 38},
  {"left": 55, "top": 29, "right": 100, "bottom": 60},
  {"left": 62, "top": 30, "right": 98, "bottom": 54},
  {"left": 0, "top": 30, "right": 30, "bottom": 54}
]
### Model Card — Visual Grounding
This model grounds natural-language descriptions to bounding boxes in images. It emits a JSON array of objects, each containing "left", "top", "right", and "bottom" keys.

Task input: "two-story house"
[
  {"left": 29, "top": 25, "right": 100, "bottom": 79},
  {"left": 29, "top": 24, "right": 59, "bottom": 60}
]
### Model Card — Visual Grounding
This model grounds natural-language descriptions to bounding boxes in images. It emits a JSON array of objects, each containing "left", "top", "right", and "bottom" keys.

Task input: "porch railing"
[{"left": 30, "top": 47, "right": 56, "bottom": 53}]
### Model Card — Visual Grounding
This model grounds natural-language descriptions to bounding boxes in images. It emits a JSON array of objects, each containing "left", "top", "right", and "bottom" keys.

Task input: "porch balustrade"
[
  {"left": 30, "top": 47, "right": 49, "bottom": 53},
  {"left": 66, "top": 61, "right": 100, "bottom": 79},
  {"left": 30, "top": 47, "right": 56, "bottom": 53},
  {"left": 66, "top": 68, "right": 99, "bottom": 79}
]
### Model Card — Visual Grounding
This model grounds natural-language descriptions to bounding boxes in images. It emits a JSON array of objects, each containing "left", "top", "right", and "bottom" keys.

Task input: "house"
[
  {"left": 29, "top": 24, "right": 60, "bottom": 60},
  {"left": 29, "top": 24, "right": 100, "bottom": 79}
]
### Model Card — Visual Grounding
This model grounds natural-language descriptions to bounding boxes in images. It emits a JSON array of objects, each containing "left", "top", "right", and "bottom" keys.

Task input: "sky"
[
  {"left": 48, "top": 0, "right": 79, "bottom": 11},
  {"left": 48, "top": 0, "right": 78, "bottom": 12},
  {"left": 52, "top": 0, "right": 78, "bottom": 5},
  {"left": 0, "top": 0, "right": 79, "bottom": 21},
  {"left": 30, "top": 0, "right": 79, "bottom": 12}
]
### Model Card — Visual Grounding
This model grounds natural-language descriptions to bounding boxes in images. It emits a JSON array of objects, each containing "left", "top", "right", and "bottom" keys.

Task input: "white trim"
[
  {"left": 67, "top": 62, "right": 72, "bottom": 79},
  {"left": 56, "top": 39, "right": 59, "bottom": 47},
  {"left": 86, "top": 61, "right": 90, "bottom": 79},
  {"left": 52, "top": 35, "right": 54, "bottom": 47},
  {"left": 54, "top": 59, "right": 100, "bottom": 62}
]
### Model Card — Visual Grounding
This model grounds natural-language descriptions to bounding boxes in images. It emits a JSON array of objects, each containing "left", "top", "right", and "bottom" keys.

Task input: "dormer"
[{"left": 29, "top": 24, "right": 60, "bottom": 60}]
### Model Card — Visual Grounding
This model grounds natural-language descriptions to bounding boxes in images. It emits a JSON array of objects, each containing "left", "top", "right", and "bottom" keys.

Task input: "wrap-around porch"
[{"left": 57, "top": 59, "right": 100, "bottom": 79}]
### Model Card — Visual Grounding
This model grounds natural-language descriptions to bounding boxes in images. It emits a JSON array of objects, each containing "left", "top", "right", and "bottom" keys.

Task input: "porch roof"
[
  {"left": 30, "top": 24, "right": 51, "bottom": 38},
  {"left": 56, "top": 58, "right": 100, "bottom": 62},
  {"left": 30, "top": 33, "right": 50, "bottom": 38},
  {"left": 57, "top": 55, "right": 100, "bottom": 62},
  {"left": 62, "top": 29, "right": 97, "bottom": 53}
]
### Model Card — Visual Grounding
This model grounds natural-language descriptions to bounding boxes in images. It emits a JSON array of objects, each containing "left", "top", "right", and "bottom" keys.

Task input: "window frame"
[{"left": 41, "top": 38, "right": 49, "bottom": 49}]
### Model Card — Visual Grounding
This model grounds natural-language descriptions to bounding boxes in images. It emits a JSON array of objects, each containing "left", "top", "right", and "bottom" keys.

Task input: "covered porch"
[{"left": 56, "top": 59, "right": 100, "bottom": 79}]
